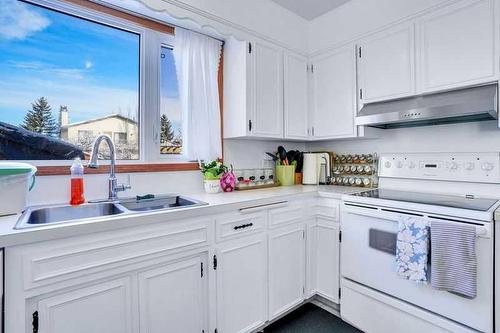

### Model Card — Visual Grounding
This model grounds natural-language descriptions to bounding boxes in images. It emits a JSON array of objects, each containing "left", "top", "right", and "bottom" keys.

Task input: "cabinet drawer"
[
  {"left": 18, "top": 218, "right": 211, "bottom": 290},
  {"left": 216, "top": 210, "right": 266, "bottom": 242},
  {"left": 341, "top": 279, "right": 476, "bottom": 333},
  {"left": 314, "top": 198, "right": 340, "bottom": 220},
  {"left": 268, "top": 201, "right": 305, "bottom": 228}
]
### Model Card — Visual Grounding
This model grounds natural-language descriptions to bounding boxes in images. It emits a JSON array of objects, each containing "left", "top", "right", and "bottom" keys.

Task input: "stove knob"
[
  {"left": 464, "top": 162, "right": 475, "bottom": 171},
  {"left": 449, "top": 162, "right": 459, "bottom": 170},
  {"left": 481, "top": 162, "right": 494, "bottom": 171},
  {"left": 396, "top": 161, "right": 404, "bottom": 168},
  {"left": 384, "top": 161, "right": 392, "bottom": 168},
  {"left": 408, "top": 161, "right": 416, "bottom": 169}
]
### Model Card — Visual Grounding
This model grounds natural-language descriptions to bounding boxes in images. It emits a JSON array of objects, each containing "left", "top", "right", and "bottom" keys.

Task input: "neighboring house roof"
[
  {"left": 0, "top": 122, "right": 85, "bottom": 160},
  {"left": 60, "top": 114, "right": 138, "bottom": 128}
]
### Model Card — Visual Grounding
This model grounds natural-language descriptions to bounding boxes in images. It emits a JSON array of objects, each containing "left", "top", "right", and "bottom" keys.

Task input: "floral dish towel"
[{"left": 396, "top": 216, "right": 430, "bottom": 283}]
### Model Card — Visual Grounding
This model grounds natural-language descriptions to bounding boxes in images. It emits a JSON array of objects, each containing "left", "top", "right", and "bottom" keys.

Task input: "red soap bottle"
[{"left": 70, "top": 158, "right": 85, "bottom": 205}]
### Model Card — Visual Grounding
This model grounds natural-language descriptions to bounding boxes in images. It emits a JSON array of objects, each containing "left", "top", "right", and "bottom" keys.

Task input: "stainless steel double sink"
[{"left": 15, "top": 195, "right": 207, "bottom": 229}]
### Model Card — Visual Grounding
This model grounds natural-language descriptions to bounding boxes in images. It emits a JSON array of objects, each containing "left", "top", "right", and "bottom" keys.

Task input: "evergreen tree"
[
  {"left": 21, "top": 97, "right": 59, "bottom": 137},
  {"left": 160, "top": 114, "right": 174, "bottom": 144}
]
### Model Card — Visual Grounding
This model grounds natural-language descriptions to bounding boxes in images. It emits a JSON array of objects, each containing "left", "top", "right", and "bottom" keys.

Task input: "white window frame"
[{"left": 9, "top": 0, "right": 186, "bottom": 166}]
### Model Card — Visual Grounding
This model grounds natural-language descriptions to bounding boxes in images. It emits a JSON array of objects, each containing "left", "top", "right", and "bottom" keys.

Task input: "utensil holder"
[{"left": 276, "top": 165, "right": 296, "bottom": 186}]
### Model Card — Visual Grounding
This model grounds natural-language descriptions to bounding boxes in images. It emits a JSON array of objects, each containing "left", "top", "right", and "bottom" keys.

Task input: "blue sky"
[{"left": 0, "top": 0, "right": 181, "bottom": 134}]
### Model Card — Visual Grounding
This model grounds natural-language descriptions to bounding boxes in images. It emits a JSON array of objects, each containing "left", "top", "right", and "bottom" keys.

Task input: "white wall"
[
  {"left": 307, "top": 121, "right": 500, "bottom": 154},
  {"left": 28, "top": 171, "right": 204, "bottom": 206},
  {"left": 308, "top": 0, "right": 450, "bottom": 54},
  {"left": 107, "top": 0, "right": 309, "bottom": 54},
  {"left": 223, "top": 139, "right": 306, "bottom": 169}
]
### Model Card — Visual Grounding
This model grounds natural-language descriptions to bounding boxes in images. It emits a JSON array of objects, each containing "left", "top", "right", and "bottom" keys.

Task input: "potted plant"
[{"left": 200, "top": 160, "right": 227, "bottom": 193}]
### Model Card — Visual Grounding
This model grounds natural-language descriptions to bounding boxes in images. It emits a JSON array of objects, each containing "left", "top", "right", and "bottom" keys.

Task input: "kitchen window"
[{"left": 0, "top": 0, "right": 222, "bottom": 174}]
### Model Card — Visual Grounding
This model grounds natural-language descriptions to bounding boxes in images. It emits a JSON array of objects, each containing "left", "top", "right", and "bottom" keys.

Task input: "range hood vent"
[{"left": 356, "top": 84, "right": 498, "bottom": 129}]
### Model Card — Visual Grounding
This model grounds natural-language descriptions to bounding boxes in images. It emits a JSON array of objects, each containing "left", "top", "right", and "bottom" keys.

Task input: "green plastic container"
[{"left": 276, "top": 165, "right": 296, "bottom": 186}]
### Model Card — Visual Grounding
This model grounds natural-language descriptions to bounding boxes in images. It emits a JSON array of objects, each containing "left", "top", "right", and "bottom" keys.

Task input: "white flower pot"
[{"left": 204, "top": 179, "right": 221, "bottom": 193}]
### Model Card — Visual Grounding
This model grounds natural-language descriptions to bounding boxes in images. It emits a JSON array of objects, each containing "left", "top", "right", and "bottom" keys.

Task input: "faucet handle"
[{"left": 115, "top": 174, "right": 132, "bottom": 193}]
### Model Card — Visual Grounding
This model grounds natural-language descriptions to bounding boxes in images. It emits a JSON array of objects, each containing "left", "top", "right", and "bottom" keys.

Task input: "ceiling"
[{"left": 271, "top": 0, "right": 352, "bottom": 20}]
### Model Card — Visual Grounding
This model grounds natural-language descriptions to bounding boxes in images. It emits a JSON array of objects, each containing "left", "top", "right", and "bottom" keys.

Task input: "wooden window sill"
[{"left": 36, "top": 163, "right": 200, "bottom": 176}]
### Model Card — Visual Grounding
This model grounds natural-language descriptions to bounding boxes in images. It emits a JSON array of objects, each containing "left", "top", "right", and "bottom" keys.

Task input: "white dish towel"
[
  {"left": 431, "top": 220, "right": 477, "bottom": 299},
  {"left": 396, "top": 216, "right": 430, "bottom": 283}
]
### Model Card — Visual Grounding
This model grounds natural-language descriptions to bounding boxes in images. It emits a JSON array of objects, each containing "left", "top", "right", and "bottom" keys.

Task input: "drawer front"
[
  {"left": 314, "top": 198, "right": 340, "bottom": 220},
  {"left": 341, "top": 279, "right": 476, "bottom": 333},
  {"left": 20, "top": 218, "right": 211, "bottom": 290},
  {"left": 268, "top": 201, "right": 305, "bottom": 228},
  {"left": 216, "top": 211, "right": 266, "bottom": 242}
]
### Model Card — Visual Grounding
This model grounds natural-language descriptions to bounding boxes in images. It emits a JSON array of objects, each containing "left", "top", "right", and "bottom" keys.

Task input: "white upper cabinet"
[
  {"left": 416, "top": 0, "right": 498, "bottom": 93},
  {"left": 252, "top": 42, "right": 284, "bottom": 138},
  {"left": 357, "top": 23, "right": 416, "bottom": 103},
  {"left": 310, "top": 45, "right": 358, "bottom": 139},
  {"left": 223, "top": 37, "right": 283, "bottom": 139},
  {"left": 284, "top": 53, "right": 309, "bottom": 140}
]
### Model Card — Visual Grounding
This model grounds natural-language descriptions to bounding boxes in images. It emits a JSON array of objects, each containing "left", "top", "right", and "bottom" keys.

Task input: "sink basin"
[
  {"left": 14, "top": 195, "right": 207, "bottom": 229},
  {"left": 15, "top": 203, "right": 125, "bottom": 229},
  {"left": 117, "top": 195, "right": 207, "bottom": 212}
]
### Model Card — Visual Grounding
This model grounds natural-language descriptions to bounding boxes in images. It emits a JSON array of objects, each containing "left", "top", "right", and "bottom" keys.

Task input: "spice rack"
[{"left": 332, "top": 153, "right": 378, "bottom": 188}]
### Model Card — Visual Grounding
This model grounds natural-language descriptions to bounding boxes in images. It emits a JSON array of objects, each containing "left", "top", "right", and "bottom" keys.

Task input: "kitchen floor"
[{"left": 263, "top": 303, "right": 362, "bottom": 333}]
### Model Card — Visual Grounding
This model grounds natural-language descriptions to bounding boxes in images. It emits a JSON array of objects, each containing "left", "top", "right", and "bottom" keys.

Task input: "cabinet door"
[
  {"left": 216, "top": 234, "right": 267, "bottom": 333},
  {"left": 37, "top": 277, "right": 133, "bottom": 333},
  {"left": 312, "top": 218, "right": 340, "bottom": 303},
  {"left": 268, "top": 224, "right": 305, "bottom": 319},
  {"left": 311, "top": 45, "right": 358, "bottom": 139},
  {"left": 417, "top": 0, "right": 498, "bottom": 93},
  {"left": 138, "top": 256, "right": 207, "bottom": 333},
  {"left": 358, "top": 23, "right": 416, "bottom": 103},
  {"left": 284, "top": 53, "right": 309, "bottom": 139},
  {"left": 250, "top": 42, "right": 284, "bottom": 138}
]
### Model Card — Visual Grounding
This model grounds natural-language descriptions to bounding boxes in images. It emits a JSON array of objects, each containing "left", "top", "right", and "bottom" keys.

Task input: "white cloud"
[
  {"left": 0, "top": 0, "right": 51, "bottom": 40},
  {"left": 8, "top": 60, "right": 86, "bottom": 80},
  {"left": 84, "top": 61, "right": 93, "bottom": 69}
]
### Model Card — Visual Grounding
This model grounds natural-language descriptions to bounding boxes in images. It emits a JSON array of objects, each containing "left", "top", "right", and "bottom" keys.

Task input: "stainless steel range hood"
[{"left": 355, "top": 84, "right": 498, "bottom": 129}]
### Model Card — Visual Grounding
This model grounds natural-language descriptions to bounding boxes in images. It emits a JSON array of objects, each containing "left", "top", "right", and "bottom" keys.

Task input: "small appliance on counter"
[
  {"left": 302, "top": 152, "right": 333, "bottom": 185},
  {"left": 332, "top": 153, "right": 378, "bottom": 188}
]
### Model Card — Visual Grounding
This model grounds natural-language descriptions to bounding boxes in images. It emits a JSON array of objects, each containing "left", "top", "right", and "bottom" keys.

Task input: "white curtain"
[{"left": 173, "top": 28, "right": 223, "bottom": 162}]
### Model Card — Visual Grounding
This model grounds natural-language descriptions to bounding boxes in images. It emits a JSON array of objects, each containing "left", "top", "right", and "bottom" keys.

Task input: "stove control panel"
[{"left": 378, "top": 152, "right": 500, "bottom": 183}]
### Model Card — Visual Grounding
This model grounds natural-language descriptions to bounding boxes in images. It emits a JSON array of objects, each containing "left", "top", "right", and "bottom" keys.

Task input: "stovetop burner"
[{"left": 351, "top": 189, "right": 498, "bottom": 212}]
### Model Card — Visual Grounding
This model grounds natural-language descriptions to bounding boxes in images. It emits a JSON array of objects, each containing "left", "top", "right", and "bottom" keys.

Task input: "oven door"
[{"left": 341, "top": 202, "right": 493, "bottom": 333}]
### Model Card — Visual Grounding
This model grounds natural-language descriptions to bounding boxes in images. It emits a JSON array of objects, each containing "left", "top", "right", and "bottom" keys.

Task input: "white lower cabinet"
[
  {"left": 37, "top": 277, "right": 133, "bottom": 333},
  {"left": 138, "top": 256, "right": 207, "bottom": 333},
  {"left": 33, "top": 255, "right": 208, "bottom": 333},
  {"left": 310, "top": 217, "right": 341, "bottom": 303},
  {"left": 268, "top": 224, "right": 306, "bottom": 320},
  {"left": 7, "top": 198, "right": 344, "bottom": 333},
  {"left": 216, "top": 233, "right": 268, "bottom": 333}
]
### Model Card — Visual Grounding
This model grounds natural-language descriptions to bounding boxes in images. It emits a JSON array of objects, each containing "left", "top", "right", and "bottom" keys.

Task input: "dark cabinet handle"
[{"left": 234, "top": 223, "right": 253, "bottom": 230}]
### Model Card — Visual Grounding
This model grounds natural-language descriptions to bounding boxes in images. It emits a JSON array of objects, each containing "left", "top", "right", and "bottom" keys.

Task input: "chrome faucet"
[{"left": 88, "top": 134, "right": 131, "bottom": 200}]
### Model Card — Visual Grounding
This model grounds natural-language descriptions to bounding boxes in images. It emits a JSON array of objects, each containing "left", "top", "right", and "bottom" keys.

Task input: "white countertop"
[{"left": 0, "top": 185, "right": 367, "bottom": 247}]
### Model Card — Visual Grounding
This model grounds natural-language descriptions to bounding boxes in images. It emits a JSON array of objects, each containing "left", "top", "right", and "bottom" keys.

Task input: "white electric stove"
[{"left": 340, "top": 152, "right": 500, "bottom": 333}]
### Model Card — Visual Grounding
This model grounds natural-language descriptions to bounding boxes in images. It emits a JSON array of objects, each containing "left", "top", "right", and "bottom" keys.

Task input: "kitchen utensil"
[
  {"left": 266, "top": 152, "right": 279, "bottom": 161},
  {"left": 277, "top": 146, "right": 287, "bottom": 164}
]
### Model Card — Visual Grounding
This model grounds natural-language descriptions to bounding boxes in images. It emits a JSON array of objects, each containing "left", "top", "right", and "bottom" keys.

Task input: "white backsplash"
[
  {"left": 306, "top": 121, "right": 500, "bottom": 155},
  {"left": 27, "top": 139, "right": 304, "bottom": 206}
]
